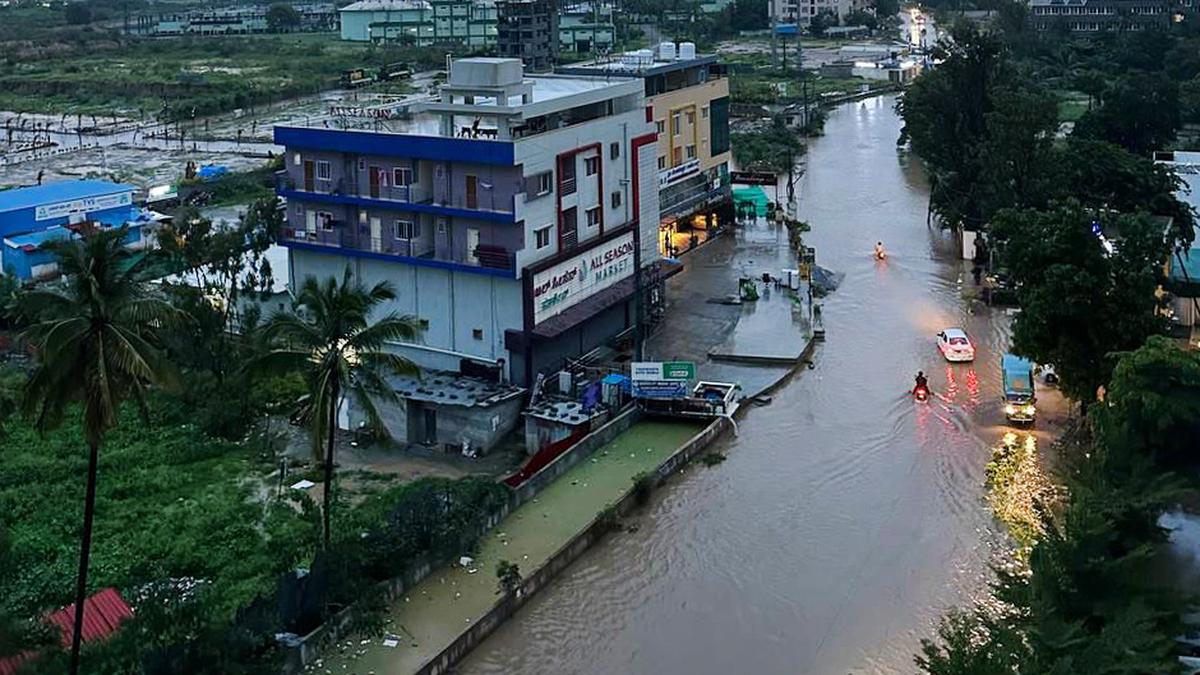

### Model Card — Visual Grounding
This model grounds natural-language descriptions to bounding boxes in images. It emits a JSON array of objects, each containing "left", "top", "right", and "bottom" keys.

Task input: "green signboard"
[{"left": 662, "top": 361, "right": 696, "bottom": 380}]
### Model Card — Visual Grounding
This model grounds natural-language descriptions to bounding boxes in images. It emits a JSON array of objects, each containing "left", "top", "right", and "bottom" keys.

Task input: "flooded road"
[{"left": 458, "top": 96, "right": 1032, "bottom": 675}]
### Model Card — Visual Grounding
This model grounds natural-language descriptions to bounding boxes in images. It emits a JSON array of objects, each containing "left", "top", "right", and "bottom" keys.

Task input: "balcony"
[
  {"left": 276, "top": 171, "right": 517, "bottom": 223},
  {"left": 280, "top": 225, "right": 516, "bottom": 276}
]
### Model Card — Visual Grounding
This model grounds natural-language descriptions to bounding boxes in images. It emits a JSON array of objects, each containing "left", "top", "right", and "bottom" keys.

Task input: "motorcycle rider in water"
[{"left": 914, "top": 371, "right": 929, "bottom": 395}]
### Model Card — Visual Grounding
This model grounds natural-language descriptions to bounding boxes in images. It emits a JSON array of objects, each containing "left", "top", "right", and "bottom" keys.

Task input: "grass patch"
[{"left": 0, "top": 29, "right": 464, "bottom": 119}]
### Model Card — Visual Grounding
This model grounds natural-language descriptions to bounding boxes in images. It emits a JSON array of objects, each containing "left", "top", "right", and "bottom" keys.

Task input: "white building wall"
[
  {"left": 512, "top": 107, "right": 653, "bottom": 271},
  {"left": 289, "top": 247, "right": 523, "bottom": 370}
]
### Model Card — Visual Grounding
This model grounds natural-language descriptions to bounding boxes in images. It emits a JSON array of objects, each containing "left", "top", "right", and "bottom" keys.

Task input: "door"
[
  {"left": 465, "top": 175, "right": 478, "bottom": 209},
  {"left": 303, "top": 160, "right": 315, "bottom": 192},
  {"left": 369, "top": 217, "right": 382, "bottom": 252},
  {"left": 467, "top": 228, "right": 480, "bottom": 264},
  {"left": 423, "top": 408, "right": 437, "bottom": 445},
  {"left": 369, "top": 166, "right": 381, "bottom": 198}
]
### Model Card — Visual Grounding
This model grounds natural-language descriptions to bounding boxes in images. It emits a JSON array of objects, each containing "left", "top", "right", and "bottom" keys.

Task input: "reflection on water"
[{"left": 459, "top": 95, "right": 1014, "bottom": 675}]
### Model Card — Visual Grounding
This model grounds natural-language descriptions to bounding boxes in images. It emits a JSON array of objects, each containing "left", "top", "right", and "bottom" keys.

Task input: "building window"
[
  {"left": 610, "top": 142, "right": 620, "bottom": 159},
  {"left": 395, "top": 219, "right": 418, "bottom": 239},
  {"left": 293, "top": 152, "right": 302, "bottom": 166},
  {"left": 318, "top": 212, "right": 334, "bottom": 231},
  {"left": 472, "top": 328, "right": 484, "bottom": 340},
  {"left": 658, "top": 156, "right": 666, "bottom": 170},
  {"left": 673, "top": 147, "right": 682, "bottom": 165},
  {"left": 702, "top": 105, "right": 710, "bottom": 119},
  {"left": 586, "top": 206, "right": 601, "bottom": 228},
  {"left": 672, "top": 111, "right": 681, "bottom": 136},
  {"left": 655, "top": 119, "right": 665, "bottom": 134},
  {"left": 535, "top": 225, "right": 552, "bottom": 249},
  {"left": 584, "top": 156, "right": 600, "bottom": 176},
  {"left": 393, "top": 166, "right": 413, "bottom": 187},
  {"left": 316, "top": 160, "right": 331, "bottom": 181},
  {"left": 419, "top": 318, "right": 430, "bottom": 329},
  {"left": 686, "top": 144, "right": 696, "bottom": 160},
  {"left": 611, "top": 190, "right": 621, "bottom": 208},
  {"left": 686, "top": 110, "right": 695, "bottom": 125}
]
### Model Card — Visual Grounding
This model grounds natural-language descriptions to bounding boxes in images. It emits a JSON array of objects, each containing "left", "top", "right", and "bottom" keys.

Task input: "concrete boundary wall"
[
  {"left": 285, "top": 406, "right": 641, "bottom": 671},
  {"left": 415, "top": 416, "right": 731, "bottom": 675},
  {"left": 283, "top": 505, "right": 511, "bottom": 672},
  {"left": 512, "top": 406, "right": 642, "bottom": 503}
]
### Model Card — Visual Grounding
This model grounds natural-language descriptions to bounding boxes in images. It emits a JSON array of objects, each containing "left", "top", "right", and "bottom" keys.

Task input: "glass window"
[
  {"left": 658, "top": 156, "right": 667, "bottom": 170},
  {"left": 393, "top": 167, "right": 413, "bottom": 186},
  {"left": 686, "top": 110, "right": 695, "bottom": 125},
  {"left": 316, "top": 160, "right": 331, "bottom": 181},
  {"left": 585, "top": 156, "right": 600, "bottom": 176},
  {"left": 535, "top": 225, "right": 552, "bottom": 249},
  {"left": 686, "top": 145, "right": 696, "bottom": 159},
  {"left": 586, "top": 206, "right": 601, "bottom": 228},
  {"left": 672, "top": 111, "right": 681, "bottom": 136},
  {"left": 611, "top": 191, "right": 621, "bottom": 208},
  {"left": 538, "top": 172, "right": 553, "bottom": 195},
  {"left": 610, "top": 142, "right": 620, "bottom": 159},
  {"left": 702, "top": 105, "right": 710, "bottom": 119},
  {"left": 395, "top": 220, "right": 418, "bottom": 239},
  {"left": 318, "top": 212, "right": 334, "bottom": 230},
  {"left": 655, "top": 120, "right": 665, "bottom": 134}
]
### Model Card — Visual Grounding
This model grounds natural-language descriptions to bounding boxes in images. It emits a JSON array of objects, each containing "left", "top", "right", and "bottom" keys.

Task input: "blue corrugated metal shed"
[
  {"left": 0, "top": 180, "right": 135, "bottom": 214},
  {"left": 1171, "top": 246, "right": 1200, "bottom": 283}
]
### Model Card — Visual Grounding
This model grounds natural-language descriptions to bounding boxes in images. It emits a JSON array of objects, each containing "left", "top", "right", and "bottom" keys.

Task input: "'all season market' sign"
[{"left": 532, "top": 231, "right": 635, "bottom": 324}]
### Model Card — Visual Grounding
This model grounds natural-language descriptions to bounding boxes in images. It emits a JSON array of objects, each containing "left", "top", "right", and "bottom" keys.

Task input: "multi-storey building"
[
  {"left": 131, "top": 3, "right": 339, "bottom": 35},
  {"left": 274, "top": 58, "right": 661, "bottom": 387},
  {"left": 559, "top": 45, "right": 732, "bottom": 257},
  {"left": 1028, "top": 0, "right": 1172, "bottom": 31},
  {"left": 496, "top": 0, "right": 559, "bottom": 72},
  {"left": 339, "top": 0, "right": 496, "bottom": 45},
  {"left": 559, "top": 3, "right": 616, "bottom": 54},
  {"left": 770, "top": 0, "right": 864, "bottom": 27}
]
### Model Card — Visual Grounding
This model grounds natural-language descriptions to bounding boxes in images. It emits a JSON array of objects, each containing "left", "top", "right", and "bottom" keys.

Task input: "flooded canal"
[{"left": 458, "top": 96, "right": 1036, "bottom": 674}]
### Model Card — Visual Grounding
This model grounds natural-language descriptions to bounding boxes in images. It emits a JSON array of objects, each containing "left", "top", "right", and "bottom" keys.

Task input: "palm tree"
[
  {"left": 18, "top": 227, "right": 181, "bottom": 675},
  {"left": 257, "top": 269, "right": 420, "bottom": 547}
]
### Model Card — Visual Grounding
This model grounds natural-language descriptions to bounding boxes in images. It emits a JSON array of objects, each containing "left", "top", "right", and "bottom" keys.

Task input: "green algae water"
[{"left": 311, "top": 419, "right": 704, "bottom": 675}]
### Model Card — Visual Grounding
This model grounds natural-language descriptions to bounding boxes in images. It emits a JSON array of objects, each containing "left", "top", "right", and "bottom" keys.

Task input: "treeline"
[{"left": 903, "top": 19, "right": 1200, "bottom": 675}]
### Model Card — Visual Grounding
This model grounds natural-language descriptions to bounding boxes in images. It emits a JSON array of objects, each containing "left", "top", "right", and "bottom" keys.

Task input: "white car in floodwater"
[{"left": 936, "top": 328, "right": 975, "bottom": 362}]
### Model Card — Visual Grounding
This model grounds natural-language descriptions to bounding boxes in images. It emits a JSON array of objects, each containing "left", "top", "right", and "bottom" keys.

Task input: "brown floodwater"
[{"left": 458, "top": 95, "right": 1024, "bottom": 675}]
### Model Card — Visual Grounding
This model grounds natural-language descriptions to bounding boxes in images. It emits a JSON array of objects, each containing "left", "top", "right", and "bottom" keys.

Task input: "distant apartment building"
[
  {"left": 273, "top": 58, "right": 661, "bottom": 386},
  {"left": 1028, "top": 0, "right": 1173, "bottom": 30},
  {"left": 339, "top": 0, "right": 497, "bottom": 46},
  {"left": 771, "top": 0, "right": 864, "bottom": 27},
  {"left": 559, "top": 44, "right": 732, "bottom": 255},
  {"left": 130, "top": 3, "right": 339, "bottom": 35},
  {"left": 496, "top": 0, "right": 559, "bottom": 72},
  {"left": 559, "top": 3, "right": 616, "bottom": 54}
]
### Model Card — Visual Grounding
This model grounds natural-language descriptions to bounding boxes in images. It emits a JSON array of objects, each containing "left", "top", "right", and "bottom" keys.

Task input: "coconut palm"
[
  {"left": 257, "top": 269, "right": 420, "bottom": 547},
  {"left": 18, "top": 227, "right": 181, "bottom": 675}
]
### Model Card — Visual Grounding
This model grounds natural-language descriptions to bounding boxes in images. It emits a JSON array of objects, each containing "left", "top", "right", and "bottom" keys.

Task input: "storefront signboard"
[
  {"left": 531, "top": 231, "right": 635, "bottom": 324},
  {"left": 35, "top": 191, "right": 132, "bottom": 221}
]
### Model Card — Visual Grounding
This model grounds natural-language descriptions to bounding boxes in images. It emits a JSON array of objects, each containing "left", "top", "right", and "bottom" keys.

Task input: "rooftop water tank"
[
  {"left": 659, "top": 41, "right": 676, "bottom": 61},
  {"left": 680, "top": 41, "right": 697, "bottom": 60}
]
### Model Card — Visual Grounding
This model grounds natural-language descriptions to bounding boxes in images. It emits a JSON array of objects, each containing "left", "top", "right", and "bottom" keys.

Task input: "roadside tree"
[
  {"left": 1102, "top": 335, "right": 1200, "bottom": 468},
  {"left": 992, "top": 202, "right": 1169, "bottom": 405},
  {"left": 1073, "top": 73, "right": 1180, "bottom": 156}
]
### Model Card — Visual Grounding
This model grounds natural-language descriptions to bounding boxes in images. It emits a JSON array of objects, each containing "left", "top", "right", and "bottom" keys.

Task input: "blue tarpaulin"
[{"left": 196, "top": 164, "right": 229, "bottom": 181}]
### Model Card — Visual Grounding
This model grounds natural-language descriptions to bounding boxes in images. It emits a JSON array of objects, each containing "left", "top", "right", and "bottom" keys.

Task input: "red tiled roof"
[
  {"left": 0, "top": 588, "right": 133, "bottom": 675},
  {"left": 47, "top": 587, "right": 133, "bottom": 646}
]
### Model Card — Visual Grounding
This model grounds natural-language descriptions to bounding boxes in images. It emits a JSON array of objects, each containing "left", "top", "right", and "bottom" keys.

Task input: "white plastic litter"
[{"left": 291, "top": 479, "right": 316, "bottom": 490}]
